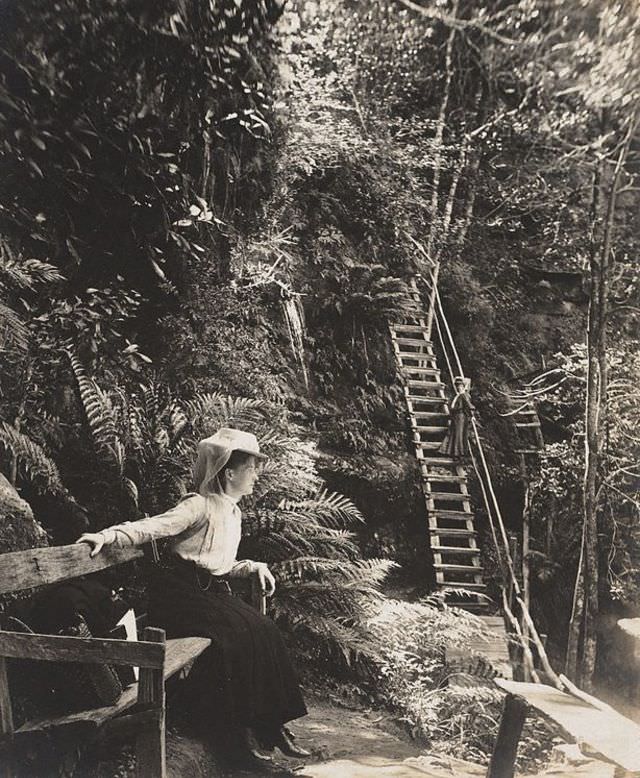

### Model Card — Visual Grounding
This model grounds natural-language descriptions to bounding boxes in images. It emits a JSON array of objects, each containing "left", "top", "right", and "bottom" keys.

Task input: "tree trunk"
[{"left": 569, "top": 106, "right": 638, "bottom": 689}]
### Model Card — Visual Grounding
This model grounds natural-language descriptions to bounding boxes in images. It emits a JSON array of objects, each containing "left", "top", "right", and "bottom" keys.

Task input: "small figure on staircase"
[{"left": 439, "top": 376, "right": 474, "bottom": 459}]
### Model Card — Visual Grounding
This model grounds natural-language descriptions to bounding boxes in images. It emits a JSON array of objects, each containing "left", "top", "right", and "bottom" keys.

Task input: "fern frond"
[
  {"left": 215, "top": 395, "right": 266, "bottom": 426},
  {"left": 185, "top": 393, "right": 264, "bottom": 428},
  {"left": 68, "top": 352, "right": 119, "bottom": 461},
  {"left": 0, "top": 256, "right": 63, "bottom": 290},
  {"left": 0, "top": 301, "right": 30, "bottom": 351},
  {"left": 168, "top": 403, "right": 189, "bottom": 448},
  {"left": 280, "top": 488, "right": 364, "bottom": 527},
  {"left": 0, "top": 421, "right": 67, "bottom": 496}
]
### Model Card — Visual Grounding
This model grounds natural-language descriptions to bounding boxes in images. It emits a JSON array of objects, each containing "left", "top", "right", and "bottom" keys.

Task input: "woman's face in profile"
[
  {"left": 455, "top": 382, "right": 465, "bottom": 393},
  {"left": 228, "top": 456, "right": 261, "bottom": 496}
]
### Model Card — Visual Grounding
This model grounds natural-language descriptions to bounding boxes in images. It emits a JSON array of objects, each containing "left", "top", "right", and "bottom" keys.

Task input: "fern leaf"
[
  {"left": 0, "top": 301, "right": 30, "bottom": 351},
  {"left": 68, "top": 352, "right": 119, "bottom": 459},
  {"left": 0, "top": 421, "right": 67, "bottom": 496},
  {"left": 281, "top": 488, "right": 364, "bottom": 527}
]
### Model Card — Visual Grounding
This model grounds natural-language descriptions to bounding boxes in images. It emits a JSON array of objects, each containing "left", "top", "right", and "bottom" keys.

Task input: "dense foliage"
[{"left": 1, "top": 0, "right": 640, "bottom": 768}]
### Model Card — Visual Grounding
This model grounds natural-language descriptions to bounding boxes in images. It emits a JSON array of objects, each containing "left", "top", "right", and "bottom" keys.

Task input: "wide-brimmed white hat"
[{"left": 193, "top": 428, "right": 267, "bottom": 496}]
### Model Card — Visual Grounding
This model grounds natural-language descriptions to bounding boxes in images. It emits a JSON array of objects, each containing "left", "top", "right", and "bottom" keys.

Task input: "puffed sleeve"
[{"left": 101, "top": 494, "right": 205, "bottom": 547}]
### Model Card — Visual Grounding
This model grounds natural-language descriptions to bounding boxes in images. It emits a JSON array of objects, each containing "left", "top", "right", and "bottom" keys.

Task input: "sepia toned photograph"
[{"left": 0, "top": 0, "right": 638, "bottom": 775}]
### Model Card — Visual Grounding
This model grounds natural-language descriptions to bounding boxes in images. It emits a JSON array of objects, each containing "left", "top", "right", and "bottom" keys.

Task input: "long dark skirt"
[
  {"left": 439, "top": 408, "right": 471, "bottom": 458},
  {"left": 147, "top": 561, "right": 307, "bottom": 742}
]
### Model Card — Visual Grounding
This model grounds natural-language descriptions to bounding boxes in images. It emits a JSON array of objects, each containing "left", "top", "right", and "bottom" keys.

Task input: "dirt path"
[
  {"left": 89, "top": 693, "right": 618, "bottom": 778},
  {"left": 178, "top": 696, "right": 488, "bottom": 778}
]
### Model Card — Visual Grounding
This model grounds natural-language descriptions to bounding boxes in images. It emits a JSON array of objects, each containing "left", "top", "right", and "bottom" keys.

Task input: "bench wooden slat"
[
  {"left": 16, "top": 637, "right": 211, "bottom": 734},
  {"left": 0, "top": 631, "right": 165, "bottom": 669},
  {"left": 0, "top": 544, "right": 143, "bottom": 595},
  {"left": 495, "top": 679, "right": 640, "bottom": 772}
]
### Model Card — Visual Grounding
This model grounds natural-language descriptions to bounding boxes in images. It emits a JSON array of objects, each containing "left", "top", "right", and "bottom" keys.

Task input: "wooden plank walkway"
[
  {"left": 447, "top": 615, "right": 512, "bottom": 679},
  {"left": 495, "top": 678, "right": 640, "bottom": 772}
]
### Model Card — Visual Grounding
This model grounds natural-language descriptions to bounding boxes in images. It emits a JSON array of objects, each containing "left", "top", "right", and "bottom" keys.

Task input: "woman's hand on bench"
[{"left": 76, "top": 532, "right": 106, "bottom": 557}]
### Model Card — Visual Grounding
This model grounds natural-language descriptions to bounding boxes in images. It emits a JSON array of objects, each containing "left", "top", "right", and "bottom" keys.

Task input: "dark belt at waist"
[{"left": 165, "top": 555, "right": 232, "bottom": 593}]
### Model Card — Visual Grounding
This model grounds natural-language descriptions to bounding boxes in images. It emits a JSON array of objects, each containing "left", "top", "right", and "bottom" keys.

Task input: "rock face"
[{"left": 0, "top": 473, "right": 48, "bottom": 556}]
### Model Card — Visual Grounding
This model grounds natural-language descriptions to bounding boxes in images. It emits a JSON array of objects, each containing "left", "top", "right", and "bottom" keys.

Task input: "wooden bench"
[
  {"left": 0, "top": 543, "right": 265, "bottom": 778},
  {"left": 487, "top": 678, "right": 640, "bottom": 777}
]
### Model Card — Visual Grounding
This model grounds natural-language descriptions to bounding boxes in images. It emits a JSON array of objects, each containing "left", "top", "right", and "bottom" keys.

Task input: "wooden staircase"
[
  {"left": 506, "top": 397, "right": 545, "bottom": 466},
  {"left": 390, "top": 281, "right": 486, "bottom": 610}
]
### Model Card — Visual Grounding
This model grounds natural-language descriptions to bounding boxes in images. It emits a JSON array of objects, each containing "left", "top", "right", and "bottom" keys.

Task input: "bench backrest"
[
  {"left": 0, "top": 543, "right": 143, "bottom": 596},
  {"left": 0, "top": 543, "right": 163, "bottom": 757}
]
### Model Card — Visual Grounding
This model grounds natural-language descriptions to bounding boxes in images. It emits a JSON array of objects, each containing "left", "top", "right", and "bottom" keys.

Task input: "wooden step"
[
  {"left": 412, "top": 411, "right": 447, "bottom": 420},
  {"left": 414, "top": 425, "right": 448, "bottom": 434},
  {"left": 515, "top": 422, "right": 541, "bottom": 428},
  {"left": 429, "top": 527, "right": 476, "bottom": 536},
  {"left": 393, "top": 337, "right": 434, "bottom": 347},
  {"left": 435, "top": 563, "right": 483, "bottom": 573},
  {"left": 439, "top": 581, "right": 487, "bottom": 591},
  {"left": 407, "top": 390, "right": 445, "bottom": 399},
  {"left": 453, "top": 601, "right": 488, "bottom": 612},
  {"left": 422, "top": 469, "right": 464, "bottom": 480},
  {"left": 406, "top": 379, "right": 446, "bottom": 388},
  {"left": 402, "top": 363, "right": 440, "bottom": 375},
  {"left": 427, "top": 491, "right": 470, "bottom": 502},
  {"left": 431, "top": 546, "right": 478, "bottom": 554},
  {"left": 515, "top": 448, "right": 541, "bottom": 454},
  {"left": 402, "top": 366, "right": 440, "bottom": 375},
  {"left": 401, "top": 355, "right": 438, "bottom": 362},
  {"left": 429, "top": 509, "right": 473, "bottom": 518},
  {"left": 392, "top": 324, "right": 430, "bottom": 334},
  {"left": 397, "top": 350, "right": 434, "bottom": 360},
  {"left": 416, "top": 441, "right": 444, "bottom": 450}
]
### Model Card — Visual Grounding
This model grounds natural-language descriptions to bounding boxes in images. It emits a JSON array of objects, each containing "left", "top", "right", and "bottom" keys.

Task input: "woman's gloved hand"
[
  {"left": 75, "top": 532, "right": 106, "bottom": 557},
  {"left": 256, "top": 563, "right": 276, "bottom": 596}
]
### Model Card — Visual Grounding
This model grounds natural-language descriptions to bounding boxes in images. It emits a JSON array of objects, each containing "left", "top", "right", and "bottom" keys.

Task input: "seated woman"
[
  {"left": 439, "top": 376, "right": 474, "bottom": 460},
  {"left": 77, "top": 427, "right": 309, "bottom": 768}
]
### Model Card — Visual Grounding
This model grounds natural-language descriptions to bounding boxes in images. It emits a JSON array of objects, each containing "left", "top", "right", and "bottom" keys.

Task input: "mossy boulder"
[{"left": 0, "top": 473, "right": 48, "bottom": 556}]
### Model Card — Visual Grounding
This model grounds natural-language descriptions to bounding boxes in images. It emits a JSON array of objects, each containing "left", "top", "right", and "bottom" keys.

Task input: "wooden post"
[
  {"left": 0, "top": 657, "right": 14, "bottom": 778},
  {"left": 521, "top": 484, "right": 531, "bottom": 681},
  {"left": 486, "top": 694, "right": 527, "bottom": 778},
  {"left": 135, "top": 627, "right": 166, "bottom": 778},
  {"left": 250, "top": 573, "right": 267, "bottom": 616}
]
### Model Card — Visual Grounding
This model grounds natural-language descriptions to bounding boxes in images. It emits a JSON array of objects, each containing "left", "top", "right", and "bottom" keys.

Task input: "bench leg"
[
  {"left": 486, "top": 693, "right": 527, "bottom": 778},
  {"left": 136, "top": 628, "right": 166, "bottom": 778}
]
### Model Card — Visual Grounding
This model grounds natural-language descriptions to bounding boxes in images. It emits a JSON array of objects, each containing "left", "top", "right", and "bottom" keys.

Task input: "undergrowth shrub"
[{"left": 368, "top": 598, "right": 560, "bottom": 772}]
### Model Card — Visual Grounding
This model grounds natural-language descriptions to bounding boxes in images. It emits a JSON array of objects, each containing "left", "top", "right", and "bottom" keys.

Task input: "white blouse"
[{"left": 100, "top": 493, "right": 264, "bottom": 577}]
